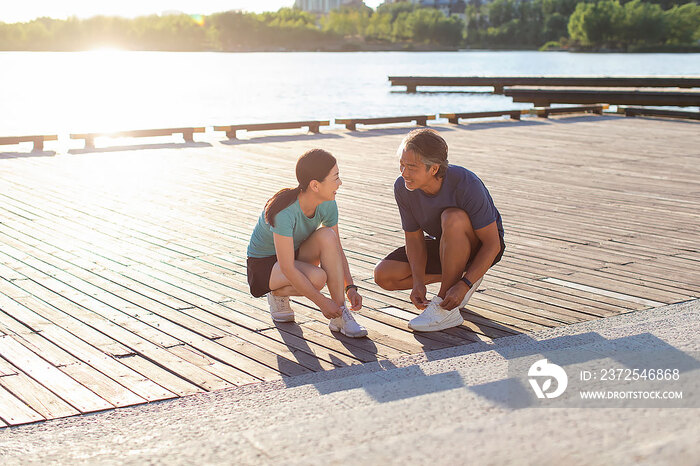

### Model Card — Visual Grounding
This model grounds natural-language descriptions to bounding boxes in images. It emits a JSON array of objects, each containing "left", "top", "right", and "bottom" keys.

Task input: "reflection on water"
[{"left": 1, "top": 50, "right": 699, "bottom": 134}]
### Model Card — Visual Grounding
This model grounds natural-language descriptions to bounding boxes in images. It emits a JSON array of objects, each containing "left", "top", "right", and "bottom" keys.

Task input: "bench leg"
[
  {"left": 32, "top": 138, "right": 44, "bottom": 152},
  {"left": 182, "top": 130, "right": 194, "bottom": 143},
  {"left": 510, "top": 112, "right": 521, "bottom": 121},
  {"left": 448, "top": 117, "right": 459, "bottom": 124},
  {"left": 345, "top": 123, "right": 356, "bottom": 131},
  {"left": 226, "top": 130, "right": 237, "bottom": 139},
  {"left": 309, "top": 124, "right": 320, "bottom": 134},
  {"left": 417, "top": 118, "right": 427, "bottom": 127},
  {"left": 85, "top": 137, "right": 95, "bottom": 149},
  {"left": 493, "top": 85, "right": 504, "bottom": 94},
  {"left": 406, "top": 85, "right": 417, "bottom": 93}
]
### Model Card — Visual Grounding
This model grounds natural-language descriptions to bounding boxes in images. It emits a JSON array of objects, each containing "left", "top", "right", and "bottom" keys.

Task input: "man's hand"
[
  {"left": 319, "top": 297, "right": 343, "bottom": 319},
  {"left": 346, "top": 287, "right": 362, "bottom": 311},
  {"left": 410, "top": 283, "right": 430, "bottom": 310},
  {"left": 440, "top": 281, "right": 469, "bottom": 310}
]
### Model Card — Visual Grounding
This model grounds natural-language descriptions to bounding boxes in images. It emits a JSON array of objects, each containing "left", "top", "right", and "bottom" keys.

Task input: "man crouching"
[{"left": 374, "top": 128, "right": 505, "bottom": 332}]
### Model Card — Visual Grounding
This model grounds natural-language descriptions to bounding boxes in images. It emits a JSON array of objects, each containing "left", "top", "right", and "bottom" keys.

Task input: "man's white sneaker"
[
  {"left": 267, "top": 294, "right": 295, "bottom": 322},
  {"left": 329, "top": 305, "right": 368, "bottom": 338},
  {"left": 408, "top": 296, "right": 464, "bottom": 332}
]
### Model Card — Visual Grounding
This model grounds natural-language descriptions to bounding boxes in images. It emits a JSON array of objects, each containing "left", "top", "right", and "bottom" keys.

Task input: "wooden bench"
[
  {"left": 440, "top": 110, "right": 523, "bottom": 124},
  {"left": 335, "top": 115, "right": 432, "bottom": 131},
  {"left": 619, "top": 106, "right": 700, "bottom": 121},
  {"left": 0, "top": 134, "right": 58, "bottom": 152},
  {"left": 70, "top": 127, "right": 205, "bottom": 149},
  {"left": 529, "top": 104, "right": 608, "bottom": 118},
  {"left": 213, "top": 120, "right": 329, "bottom": 139}
]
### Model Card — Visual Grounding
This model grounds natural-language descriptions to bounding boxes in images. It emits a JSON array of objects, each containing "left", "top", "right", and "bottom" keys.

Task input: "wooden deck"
[{"left": 0, "top": 114, "right": 698, "bottom": 426}]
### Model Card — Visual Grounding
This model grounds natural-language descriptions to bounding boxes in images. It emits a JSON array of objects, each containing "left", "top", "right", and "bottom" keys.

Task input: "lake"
[{"left": 1, "top": 50, "right": 699, "bottom": 135}]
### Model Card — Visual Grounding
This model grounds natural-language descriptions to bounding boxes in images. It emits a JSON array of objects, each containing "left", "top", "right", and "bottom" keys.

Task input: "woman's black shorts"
[
  {"left": 382, "top": 236, "right": 506, "bottom": 275},
  {"left": 246, "top": 250, "right": 299, "bottom": 298}
]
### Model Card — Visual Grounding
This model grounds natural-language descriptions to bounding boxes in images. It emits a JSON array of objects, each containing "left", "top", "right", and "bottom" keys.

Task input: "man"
[{"left": 374, "top": 128, "right": 505, "bottom": 332}]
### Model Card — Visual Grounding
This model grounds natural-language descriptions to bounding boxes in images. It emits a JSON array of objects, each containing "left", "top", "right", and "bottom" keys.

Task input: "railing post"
[{"left": 32, "top": 137, "right": 44, "bottom": 152}]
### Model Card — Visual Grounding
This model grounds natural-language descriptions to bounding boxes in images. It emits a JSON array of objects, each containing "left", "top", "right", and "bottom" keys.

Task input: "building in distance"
[{"left": 294, "top": 0, "right": 366, "bottom": 14}]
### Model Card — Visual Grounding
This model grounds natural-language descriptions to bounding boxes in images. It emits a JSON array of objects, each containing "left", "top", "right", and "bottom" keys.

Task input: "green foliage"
[{"left": 567, "top": 0, "right": 699, "bottom": 49}]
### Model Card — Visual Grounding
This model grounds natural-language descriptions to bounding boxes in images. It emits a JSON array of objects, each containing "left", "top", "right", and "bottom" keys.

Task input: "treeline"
[
  {"left": 0, "top": 1, "right": 698, "bottom": 52},
  {"left": 0, "top": 5, "right": 465, "bottom": 52},
  {"left": 466, "top": 0, "right": 700, "bottom": 50}
]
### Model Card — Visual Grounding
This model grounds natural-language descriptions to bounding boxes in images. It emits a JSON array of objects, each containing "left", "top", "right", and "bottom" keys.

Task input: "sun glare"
[{"left": 190, "top": 14, "right": 205, "bottom": 27}]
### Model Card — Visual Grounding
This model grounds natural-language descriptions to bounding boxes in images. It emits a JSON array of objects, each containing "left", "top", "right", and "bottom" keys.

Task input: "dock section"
[{"left": 0, "top": 114, "right": 698, "bottom": 426}]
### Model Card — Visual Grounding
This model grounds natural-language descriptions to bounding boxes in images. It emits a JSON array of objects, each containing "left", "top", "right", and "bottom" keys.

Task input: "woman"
[{"left": 246, "top": 149, "right": 367, "bottom": 338}]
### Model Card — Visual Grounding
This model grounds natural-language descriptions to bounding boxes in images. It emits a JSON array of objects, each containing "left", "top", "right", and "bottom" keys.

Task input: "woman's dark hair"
[
  {"left": 400, "top": 128, "right": 449, "bottom": 178},
  {"left": 264, "top": 149, "right": 337, "bottom": 226}
]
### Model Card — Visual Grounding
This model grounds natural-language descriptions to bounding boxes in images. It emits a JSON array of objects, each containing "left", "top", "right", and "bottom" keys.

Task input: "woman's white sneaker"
[
  {"left": 267, "top": 294, "right": 295, "bottom": 322},
  {"left": 329, "top": 305, "right": 368, "bottom": 338},
  {"left": 408, "top": 296, "right": 464, "bottom": 332}
]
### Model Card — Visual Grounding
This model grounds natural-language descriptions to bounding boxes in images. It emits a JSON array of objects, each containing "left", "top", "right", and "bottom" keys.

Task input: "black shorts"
[
  {"left": 383, "top": 236, "right": 506, "bottom": 275},
  {"left": 246, "top": 250, "right": 299, "bottom": 298}
]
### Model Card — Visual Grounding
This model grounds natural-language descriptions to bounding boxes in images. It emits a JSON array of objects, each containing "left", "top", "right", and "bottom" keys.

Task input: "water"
[{"left": 1, "top": 50, "right": 699, "bottom": 135}]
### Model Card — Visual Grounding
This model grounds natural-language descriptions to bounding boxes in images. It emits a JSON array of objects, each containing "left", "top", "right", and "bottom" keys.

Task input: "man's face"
[{"left": 399, "top": 149, "right": 435, "bottom": 192}]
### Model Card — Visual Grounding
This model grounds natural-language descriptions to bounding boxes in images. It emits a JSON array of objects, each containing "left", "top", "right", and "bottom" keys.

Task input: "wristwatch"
[
  {"left": 460, "top": 277, "right": 473, "bottom": 289},
  {"left": 345, "top": 284, "right": 359, "bottom": 293}
]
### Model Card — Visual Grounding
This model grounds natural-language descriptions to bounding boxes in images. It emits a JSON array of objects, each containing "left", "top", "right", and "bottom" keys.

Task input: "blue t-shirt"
[
  {"left": 394, "top": 165, "right": 504, "bottom": 239},
  {"left": 247, "top": 199, "right": 339, "bottom": 258}
]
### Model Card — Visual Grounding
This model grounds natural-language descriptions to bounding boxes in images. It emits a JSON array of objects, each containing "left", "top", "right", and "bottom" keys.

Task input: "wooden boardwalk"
[{"left": 0, "top": 114, "right": 698, "bottom": 426}]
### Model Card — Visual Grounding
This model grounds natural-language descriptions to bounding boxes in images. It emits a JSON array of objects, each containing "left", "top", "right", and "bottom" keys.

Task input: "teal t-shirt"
[{"left": 247, "top": 199, "right": 339, "bottom": 258}]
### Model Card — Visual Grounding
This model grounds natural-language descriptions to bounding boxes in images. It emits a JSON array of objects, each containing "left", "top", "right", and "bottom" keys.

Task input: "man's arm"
[
  {"left": 439, "top": 220, "right": 501, "bottom": 310},
  {"left": 405, "top": 229, "right": 430, "bottom": 309}
]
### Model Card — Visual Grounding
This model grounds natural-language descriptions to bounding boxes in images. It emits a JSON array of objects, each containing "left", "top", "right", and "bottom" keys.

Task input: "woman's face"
[{"left": 317, "top": 164, "right": 342, "bottom": 201}]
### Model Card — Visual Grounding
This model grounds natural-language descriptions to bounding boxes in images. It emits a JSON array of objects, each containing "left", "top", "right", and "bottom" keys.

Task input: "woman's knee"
[
  {"left": 441, "top": 208, "right": 472, "bottom": 232},
  {"left": 308, "top": 266, "right": 328, "bottom": 290}
]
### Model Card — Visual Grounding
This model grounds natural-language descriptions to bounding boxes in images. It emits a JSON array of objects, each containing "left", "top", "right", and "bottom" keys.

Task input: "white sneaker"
[
  {"left": 267, "top": 294, "right": 295, "bottom": 322},
  {"left": 408, "top": 296, "right": 464, "bottom": 332},
  {"left": 329, "top": 305, "right": 368, "bottom": 338}
]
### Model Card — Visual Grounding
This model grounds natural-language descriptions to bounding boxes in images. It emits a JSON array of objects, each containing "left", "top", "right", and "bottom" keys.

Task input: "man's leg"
[
  {"left": 374, "top": 259, "right": 441, "bottom": 291},
  {"left": 437, "top": 208, "right": 480, "bottom": 298}
]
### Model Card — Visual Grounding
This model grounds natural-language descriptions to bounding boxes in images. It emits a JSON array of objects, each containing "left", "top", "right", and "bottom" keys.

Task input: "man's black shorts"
[{"left": 383, "top": 236, "right": 506, "bottom": 275}]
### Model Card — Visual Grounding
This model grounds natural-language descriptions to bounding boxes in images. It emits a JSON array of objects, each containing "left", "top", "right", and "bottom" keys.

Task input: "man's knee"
[
  {"left": 441, "top": 208, "right": 472, "bottom": 232},
  {"left": 373, "top": 260, "right": 397, "bottom": 290}
]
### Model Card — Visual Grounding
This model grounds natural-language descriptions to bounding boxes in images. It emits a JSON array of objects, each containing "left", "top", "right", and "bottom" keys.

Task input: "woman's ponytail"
[{"left": 264, "top": 186, "right": 301, "bottom": 227}]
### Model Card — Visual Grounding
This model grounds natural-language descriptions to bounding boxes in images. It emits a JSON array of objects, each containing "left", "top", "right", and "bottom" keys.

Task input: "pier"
[{"left": 0, "top": 113, "right": 698, "bottom": 426}]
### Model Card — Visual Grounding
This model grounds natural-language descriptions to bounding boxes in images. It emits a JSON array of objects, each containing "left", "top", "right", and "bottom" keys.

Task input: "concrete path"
[{"left": 1, "top": 300, "right": 698, "bottom": 465}]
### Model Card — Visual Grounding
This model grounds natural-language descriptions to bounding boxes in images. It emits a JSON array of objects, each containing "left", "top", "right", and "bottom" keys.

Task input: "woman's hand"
[
  {"left": 319, "top": 297, "right": 343, "bottom": 319},
  {"left": 346, "top": 287, "right": 362, "bottom": 311},
  {"left": 410, "top": 283, "right": 429, "bottom": 310}
]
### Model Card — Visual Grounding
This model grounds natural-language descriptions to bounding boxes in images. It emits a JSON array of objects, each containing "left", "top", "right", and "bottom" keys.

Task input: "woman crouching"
[{"left": 246, "top": 149, "right": 367, "bottom": 338}]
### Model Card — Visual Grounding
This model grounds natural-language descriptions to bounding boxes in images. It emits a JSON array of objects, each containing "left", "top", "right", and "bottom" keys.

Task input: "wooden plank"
[
  {"left": 0, "top": 335, "right": 112, "bottom": 413},
  {"left": 0, "top": 384, "right": 45, "bottom": 425}
]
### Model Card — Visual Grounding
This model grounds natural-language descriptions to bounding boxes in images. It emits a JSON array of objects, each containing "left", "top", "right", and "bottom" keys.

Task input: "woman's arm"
[{"left": 331, "top": 224, "right": 362, "bottom": 311}]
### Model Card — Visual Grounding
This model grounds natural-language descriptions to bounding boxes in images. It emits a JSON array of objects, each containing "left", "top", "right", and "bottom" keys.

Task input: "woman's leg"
[
  {"left": 296, "top": 227, "right": 345, "bottom": 305},
  {"left": 267, "top": 227, "right": 344, "bottom": 304},
  {"left": 268, "top": 260, "right": 327, "bottom": 296}
]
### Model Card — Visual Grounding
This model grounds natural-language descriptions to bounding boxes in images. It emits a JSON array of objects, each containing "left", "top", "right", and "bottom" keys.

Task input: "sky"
[{"left": 2, "top": 1, "right": 384, "bottom": 23}]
